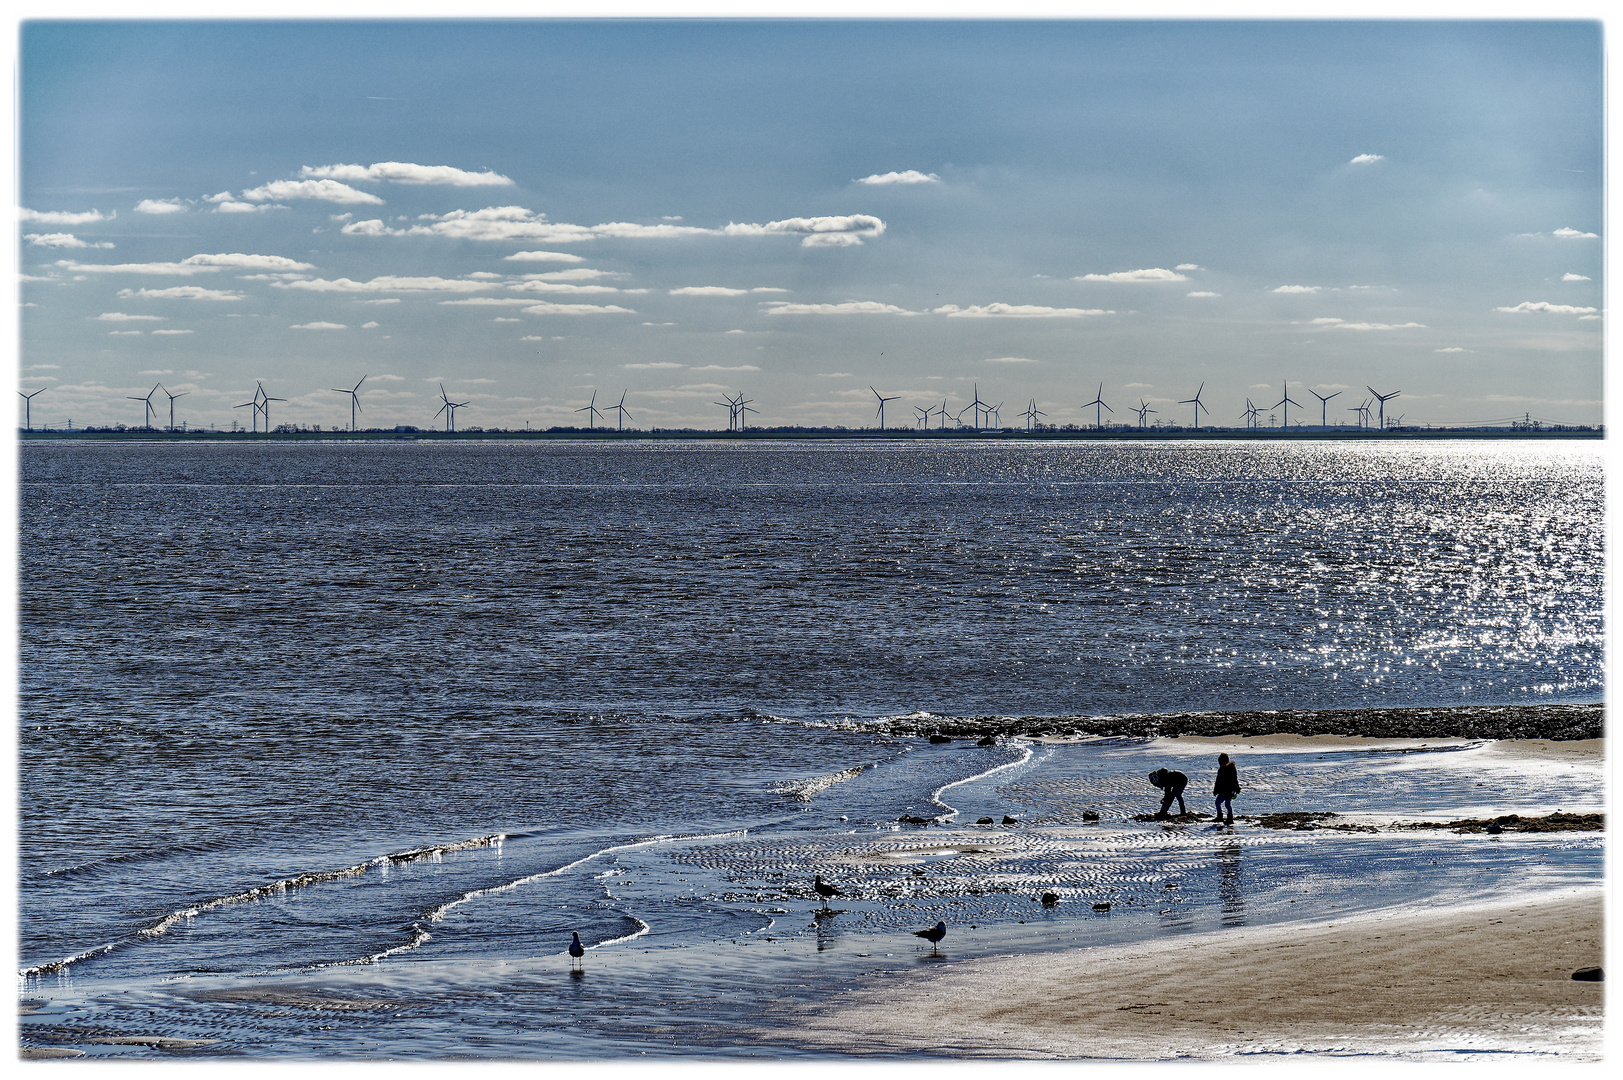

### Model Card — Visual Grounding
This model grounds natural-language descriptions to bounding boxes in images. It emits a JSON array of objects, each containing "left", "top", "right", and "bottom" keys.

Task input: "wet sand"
[{"left": 788, "top": 888, "right": 1604, "bottom": 1060}]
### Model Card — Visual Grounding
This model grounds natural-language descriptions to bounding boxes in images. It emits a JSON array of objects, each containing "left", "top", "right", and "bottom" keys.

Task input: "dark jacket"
[{"left": 1214, "top": 762, "right": 1240, "bottom": 798}]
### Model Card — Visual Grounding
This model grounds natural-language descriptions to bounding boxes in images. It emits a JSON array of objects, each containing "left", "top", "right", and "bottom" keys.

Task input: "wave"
[
  {"left": 930, "top": 742, "right": 1038, "bottom": 819},
  {"left": 18, "top": 833, "right": 508, "bottom": 978},
  {"left": 770, "top": 765, "right": 867, "bottom": 801}
]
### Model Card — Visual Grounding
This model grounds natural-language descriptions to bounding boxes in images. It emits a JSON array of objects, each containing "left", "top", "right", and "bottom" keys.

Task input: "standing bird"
[
  {"left": 913, "top": 921, "right": 947, "bottom": 954},
  {"left": 813, "top": 875, "right": 843, "bottom": 910},
  {"left": 567, "top": 931, "right": 585, "bottom": 970}
]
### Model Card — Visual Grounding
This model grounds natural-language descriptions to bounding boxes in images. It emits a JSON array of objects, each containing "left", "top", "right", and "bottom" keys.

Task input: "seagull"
[
  {"left": 568, "top": 931, "right": 585, "bottom": 969},
  {"left": 813, "top": 875, "right": 843, "bottom": 909},
  {"left": 913, "top": 921, "right": 947, "bottom": 952}
]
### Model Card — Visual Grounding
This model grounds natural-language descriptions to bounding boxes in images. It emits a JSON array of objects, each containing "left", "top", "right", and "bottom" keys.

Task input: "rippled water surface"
[{"left": 16, "top": 439, "right": 1604, "bottom": 1058}]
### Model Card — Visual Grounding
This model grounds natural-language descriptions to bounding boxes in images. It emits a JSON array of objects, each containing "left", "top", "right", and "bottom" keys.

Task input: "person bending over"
[{"left": 1148, "top": 768, "right": 1188, "bottom": 819}]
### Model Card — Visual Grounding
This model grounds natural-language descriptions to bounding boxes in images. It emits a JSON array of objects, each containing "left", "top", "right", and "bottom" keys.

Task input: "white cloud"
[
  {"left": 525, "top": 268, "right": 617, "bottom": 280},
  {"left": 624, "top": 362, "right": 686, "bottom": 370},
  {"left": 56, "top": 253, "right": 315, "bottom": 275},
  {"left": 751, "top": 287, "right": 788, "bottom": 293},
  {"left": 591, "top": 221, "right": 718, "bottom": 239},
  {"left": 504, "top": 250, "right": 586, "bottom": 263},
  {"left": 150, "top": 329, "right": 193, "bottom": 335},
  {"left": 361, "top": 321, "right": 380, "bottom": 329},
  {"left": 493, "top": 317, "right": 520, "bottom": 322},
  {"left": 984, "top": 356, "right": 1037, "bottom": 363},
  {"left": 817, "top": 372, "right": 853, "bottom": 378},
  {"left": 522, "top": 302, "right": 638, "bottom": 315},
  {"left": 722, "top": 214, "right": 885, "bottom": 247},
  {"left": 1494, "top": 301, "right": 1598, "bottom": 315},
  {"left": 762, "top": 301, "right": 916, "bottom": 315},
  {"left": 509, "top": 281, "right": 622, "bottom": 294},
  {"left": 290, "top": 321, "right": 348, "bottom": 330},
  {"left": 94, "top": 312, "right": 165, "bottom": 321},
  {"left": 356, "top": 298, "right": 401, "bottom": 304},
  {"left": 215, "top": 200, "right": 275, "bottom": 214},
  {"left": 1272, "top": 285, "right": 1322, "bottom": 294},
  {"left": 135, "top": 198, "right": 187, "bottom": 214},
  {"left": 20, "top": 208, "right": 109, "bottom": 224},
  {"left": 724, "top": 329, "right": 746, "bottom": 334},
  {"left": 854, "top": 170, "right": 940, "bottom": 185},
  {"left": 25, "top": 232, "right": 112, "bottom": 249},
  {"left": 241, "top": 179, "right": 383, "bottom": 205},
  {"left": 521, "top": 335, "right": 549, "bottom": 341},
  {"left": 1435, "top": 347, "right": 1468, "bottom": 353},
  {"left": 1186, "top": 291, "right": 1220, "bottom": 298},
  {"left": 1562, "top": 273, "right": 1592, "bottom": 281},
  {"left": 1307, "top": 317, "right": 1426, "bottom": 330},
  {"left": 275, "top": 275, "right": 496, "bottom": 293},
  {"left": 933, "top": 303, "right": 1111, "bottom": 318},
  {"left": 1076, "top": 268, "right": 1188, "bottom": 283},
  {"left": 107, "top": 330, "right": 143, "bottom": 335},
  {"left": 1175, "top": 263, "right": 1202, "bottom": 271},
  {"left": 348, "top": 206, "right": 597, "bottom": 242},
  {"left": 118, "top": 286, "right": 244, "bottom": 301},
  {"left": 1553, "top": 227, "right": 1598, "bottom": 239},
  {"left": 691, "top": 364, "right": 761, "bottom": 371},
  {"left": 301, "top": 161, "right": 514, "bottom": 186},
  {"left": 671, "top": 286, "right": 750, "bottom": 296},
  {"left": 1350, "top": 153, "right": 1385, "bottom": 165},
  {"left": 24, "top": 364, "right": 60, "bottom": 370}
]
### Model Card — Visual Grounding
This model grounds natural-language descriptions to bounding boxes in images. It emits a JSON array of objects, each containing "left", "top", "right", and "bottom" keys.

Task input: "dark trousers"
[{"left": 1158, "top": 781, "right": 1187, "bottom": 816}]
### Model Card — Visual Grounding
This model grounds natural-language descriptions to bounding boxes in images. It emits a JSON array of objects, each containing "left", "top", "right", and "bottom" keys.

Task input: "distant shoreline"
[{"left": 16, "top": 426, "right": 1602, "bottom": 442}]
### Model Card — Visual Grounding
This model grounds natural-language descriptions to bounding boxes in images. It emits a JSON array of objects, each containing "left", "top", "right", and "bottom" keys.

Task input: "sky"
[{"left": 15, "top": 18, "right": 1605, "bottom": 431}]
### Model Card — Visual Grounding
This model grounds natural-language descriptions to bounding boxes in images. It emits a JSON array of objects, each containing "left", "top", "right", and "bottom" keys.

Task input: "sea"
[{"left": 15, "top": 438, "right": 1606, "bottom": 1059}]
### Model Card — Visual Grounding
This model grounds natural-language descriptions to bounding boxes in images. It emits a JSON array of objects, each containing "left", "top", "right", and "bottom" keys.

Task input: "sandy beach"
[{"left": 789, "top": 888, "right": 1605, "bottom": 1060}]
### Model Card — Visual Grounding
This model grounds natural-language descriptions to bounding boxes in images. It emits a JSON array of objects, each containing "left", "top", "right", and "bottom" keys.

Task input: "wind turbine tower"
[
  {"left": 1308, "top": 388, "right": 1341, "bottom": 429},
  {"left": 1022, "top": 399, "right": 1045, "bottom": 430},
  {"left": 1082, "top": 383, "right": 1112, "bottom": 430},
  {"left": 1366, "top": 386, "right": 1401, "bottom": 431},
  {"left": 870, "top": 386, "right": 900, "bottom": 430},
  {"left": 18, "top": 387, "right": 46, "bottom": 431},
  {"left": 1272, "top": 380, "right": 1302, "bottom": 429},
  {"left": 575, "top": 389, "right": 605, "bottom": 430},
  {"left": 127, "top": 384, "right": 159, "bottom": 430},
  {"left": 1178, "top": 383, "right": 1208, "bottom": 429},
  {"left": 607, "top": 390, "right": 633, "bottom": 432},
  {"left": 331, "top": 375, "right": 367, "bottom": 432},
  {"left": 1134, "top": 398, "right": 1157, "bottom": 429},
  {"left": 161, "top": 385, "right": 189, "bottom": 432}
]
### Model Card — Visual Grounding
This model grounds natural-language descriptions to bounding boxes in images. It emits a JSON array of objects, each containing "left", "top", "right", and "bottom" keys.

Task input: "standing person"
[
  {"left": 1213, "top": 753, "right": 1239, "bottom": 824},
  {"left": 1148, "top": 768, "right": 1188, "bottom": 819}
]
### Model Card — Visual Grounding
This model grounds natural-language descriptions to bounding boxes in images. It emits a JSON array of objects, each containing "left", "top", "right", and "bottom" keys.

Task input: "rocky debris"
[
  {"left": 927, "top": 733, "right": 952, "bottom": 744},
  {"left": 1081, "top": 810, "right": 1101, "bottom": 821},
  {"left": 975, "top": 817, "right": 995, "bottom": 825},
  {"left": 1092, "top": 902, "right": 1112, "bottom": 912},
  {"left": 1572, "top": 967, "right": 1604, "bottom": 982},
  {"left": 1041, "top": 892, "right": 1060, "bottom": 906},
  {"left": 897, "top": 815, "right": 932, "bottom": 825},
  {"left": 1131, "top": 811, "right": 1206, "bottom": 824},
  {"left": 976, "top": 735, "right": 997, "bottom": 746},
  {"left": 870, "top": 702, "right": 1600, "bottom": 742},
  {"left": 1400, "top": 812, "right": 1605, "bottom": 834},
  {"left": 1001, "top": 815, "right": 1020, "bottom": 825}
]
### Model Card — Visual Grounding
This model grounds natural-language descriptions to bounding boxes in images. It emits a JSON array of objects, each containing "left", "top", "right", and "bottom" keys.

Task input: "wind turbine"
[
  {"left": 1367, "top": 385, "right": 1401, "bottom": 431},
  {"left": 1238, "top": 398, "right": 1259, "bottom": 430},
  {"left": 1271, "top": 380, "right": 1302, "bottom": 429},
  {"left": 914, "top": 405, "right": 932, "bottom": 430},
  {"left": 987, "top": 400, "right": 1003, "bottom": 429},
  {"left": 1081, "top": 383, "right": 1112, "bottom": 430},
  {"left": 1021, "top": 399, "right": 1045, "bottom": 430},
  {"left": 127, "top": 384, "right": 159, "bottom": 430},
  {"left": 713, "top": 394, "right": 738, "bottom": 431},
  {"left": 870, "top": 386, "right": 900, "bottom": 430},
  {"left": 1134, "top": 398, "right": 1157, "bottom": 429},
  {"left": 250, "top": 383, "right": 287, "bottom": 432},
  {"left": 960, "top": 383, "right": 990, "bottom": 431},
  {"left": 1308, "top": 388, "right": 1341, "bottom": 428},
  {"left": 1177, "top": 383, "right": 1208, "bottom": 429},
  {"left": 18, "top": 387, "right": 46, "bottom": 431},
  {"left": 575, "top": 389, "right": 605, "bottom": 429},
  {"left": 936, "top": 399, "right": 951, "bottom": 430},
  {"left": 737, "top": 397, "right": 757, "bottom": 431},
  {"left": 160, "top": 385, "right": 189, "bottom": 432},
  {"left": 434, "top": 383, "right": 470, "bottom": 432},
  {"left": 607, "top": 390, "right": 633, "bottom": 432},
  {"left": 330, "top": 374, "right": 367, "bottom": 432},
  {"left": 233, "top": 398, "right": 261, "bottom": 433}
]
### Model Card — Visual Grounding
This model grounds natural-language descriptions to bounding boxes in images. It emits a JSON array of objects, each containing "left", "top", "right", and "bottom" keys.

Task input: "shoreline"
[
  {"left": 870, "top": 702, "right": 1603, "bottom": 742},
  {"left": 781, "top": 887, "right": 1605, "bottom": 1060}
]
